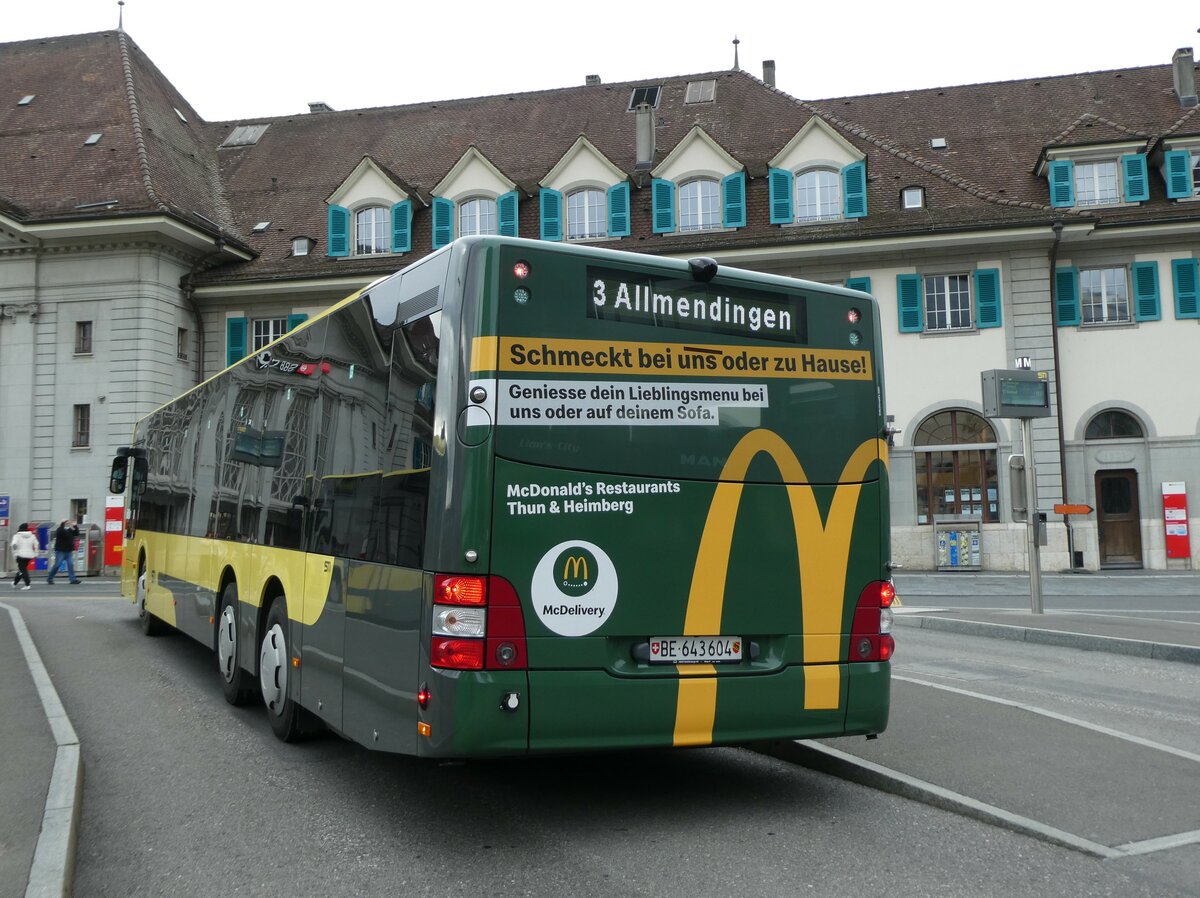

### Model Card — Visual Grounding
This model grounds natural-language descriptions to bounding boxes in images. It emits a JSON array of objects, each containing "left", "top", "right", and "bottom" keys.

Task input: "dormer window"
[
  {"left": 902, "top": 186, "right": 925, "bottom": 209},
  {"left": 1074, "top": 161, "right": 1119, "bottom": 206},
  {"left": 355, "top": 206, "right": 389, "bottom": 255},
  {"left": 1045, "top": 151, "right": 1148, "bottom": 208},
  {"left": 292, "top": 237, "right": 313, "bottom": 256},
  {"left": 795, "top": 168, "right": 841, "bottom": 222},
  {"left": 566, "top": 188, "right": 606, "bottom": 240},
  {"left": 459, "top": 197, "right": 498, "bottom": 237},
  {"left": 678, "top": 178, "right": 721, "bottom": 231}
]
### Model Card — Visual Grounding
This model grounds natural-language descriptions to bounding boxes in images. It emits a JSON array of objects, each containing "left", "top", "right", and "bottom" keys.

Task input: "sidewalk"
[{"left": 892, "top": 569, "right": 1200, "bottom": 665}]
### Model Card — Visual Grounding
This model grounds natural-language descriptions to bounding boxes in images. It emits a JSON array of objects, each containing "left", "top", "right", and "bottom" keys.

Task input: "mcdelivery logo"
[
  {"left": 532, "top": 540, "right": 617, "bottom": 637},
  {"left": 556, "top": 546, "right": 597, "bottom": 595}
]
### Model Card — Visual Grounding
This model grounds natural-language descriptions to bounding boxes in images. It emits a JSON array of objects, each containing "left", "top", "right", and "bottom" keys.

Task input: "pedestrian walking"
[
  {"left": 10, "top": 523, "right": 38, "bottom": 590},
  {"left": 46, "top": 518, "right": 81, "bottom": 585}
]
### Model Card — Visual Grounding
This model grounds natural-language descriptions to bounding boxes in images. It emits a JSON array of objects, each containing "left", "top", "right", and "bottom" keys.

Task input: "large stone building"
[{"left": 2, "top": 28, "right": 1198, "bottom": 571}]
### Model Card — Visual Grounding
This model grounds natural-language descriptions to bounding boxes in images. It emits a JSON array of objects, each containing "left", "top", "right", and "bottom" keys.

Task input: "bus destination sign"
[{"left": 587, "top": 266, "right": 806, "bottom": 344}]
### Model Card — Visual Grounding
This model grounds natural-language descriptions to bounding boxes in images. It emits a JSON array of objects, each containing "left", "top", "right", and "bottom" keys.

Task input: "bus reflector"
[
  {"left": 417, "top": 721, "right": 432, "bottom": 737},
  {"left": 850, "top": 580, "right": 898, "bottom": 663}
]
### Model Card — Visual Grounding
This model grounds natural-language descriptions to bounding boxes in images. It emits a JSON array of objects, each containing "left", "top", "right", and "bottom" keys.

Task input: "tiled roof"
[{"left": 4, "top": 31, "right": 1199, "bottom": 285}]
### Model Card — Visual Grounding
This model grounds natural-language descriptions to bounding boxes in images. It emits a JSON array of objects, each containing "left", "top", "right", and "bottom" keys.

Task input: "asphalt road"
[{"left": 9, "top": 585, "right": 1200, "bottom": 897}]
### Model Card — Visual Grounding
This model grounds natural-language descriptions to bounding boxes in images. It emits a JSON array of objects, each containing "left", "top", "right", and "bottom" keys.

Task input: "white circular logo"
[{"left": 531, "top": 540, "right": 618, "bottom": 636}]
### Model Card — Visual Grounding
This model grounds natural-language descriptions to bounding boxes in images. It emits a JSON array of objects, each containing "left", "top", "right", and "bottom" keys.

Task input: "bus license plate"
[{"left": 649, "top": 636, "right": 743, "bottom": 664}]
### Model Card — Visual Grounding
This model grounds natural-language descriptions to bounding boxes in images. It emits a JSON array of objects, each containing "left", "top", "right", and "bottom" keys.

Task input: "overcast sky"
[{"left": 7, "top": 0, "right": 1199, "bottom": 122}]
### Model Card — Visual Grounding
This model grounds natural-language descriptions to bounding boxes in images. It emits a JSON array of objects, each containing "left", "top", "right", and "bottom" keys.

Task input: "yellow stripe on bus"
[
  {"left": 672, "top": 430, "right": 888, "bottom": 745},
  {"left": 470, "top": 336, "right": 872, "bottom": 381}
]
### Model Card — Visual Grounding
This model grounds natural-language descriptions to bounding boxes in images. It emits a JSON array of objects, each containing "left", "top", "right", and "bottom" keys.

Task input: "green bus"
[{"left": 110, "top": 236, "right": 894, "bottom": 757}]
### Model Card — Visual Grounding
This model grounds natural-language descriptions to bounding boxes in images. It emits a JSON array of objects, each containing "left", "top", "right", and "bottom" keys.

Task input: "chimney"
[
  {"left": 585, "top": 74, "right": 601, "bottom": 86},
  {"left": 1174, "top": 48, "right": 1198, "bottom": 107},
  {"left": 763, "top": 60, "right": 776, "bottom": 88},
  {"left": 307, "top": 101, "right": 334, "bottom": 114},
  {"left": 635, "top": 102, "right": 655, "bottom": 169}
]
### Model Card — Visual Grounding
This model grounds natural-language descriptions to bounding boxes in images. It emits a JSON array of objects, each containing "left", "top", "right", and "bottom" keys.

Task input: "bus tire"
[
  {"left": 259, "top": 596, "right": 313, "bottom": 742},
  {"left": 217, "top": 582, "right": 255, "bottom": 706},
  {"left": 137, "top": 565, "right": 167, "bottom": 637}
]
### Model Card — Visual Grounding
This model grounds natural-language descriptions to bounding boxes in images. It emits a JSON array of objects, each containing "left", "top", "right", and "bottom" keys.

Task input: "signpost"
[
  {"left": 1162, "top": 482, "right": 1191, "bottom": 561},
  {"left": 982, "top": 369, "right": 1051, "bottom": 613}
]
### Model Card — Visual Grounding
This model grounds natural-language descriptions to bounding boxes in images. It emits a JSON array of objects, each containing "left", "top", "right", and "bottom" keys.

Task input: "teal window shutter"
[
  {"left": 1054, "top": 267, "right": 1080, "bottom": 326},
  {"left": 498, "top": 191, "right": 519, "bottom": 237},
  {"left": 539, "top": 189, "right": 563, "bottom": 241},
  {"left": 974, "top": 268, "right": 1002, "bottom": 328},
  {"left": 391, "top": 200, "right": 412, "bottom": 253},
  {"left": 327, "top": 205, "right": 350, "bottom": 257},
  {"left": 607, "top": 182, "right": 630, "bottom": 237},
  {"left": 431, "top": 198, "right": 454, "bottom": 249},
  {"left": 721, "top": 172, "right": 746, "bottom": 228},
  {"left": 1048, "top": 160, "right": 1075, "bottom": 207},
  {"left": 1171, "top": 258, "right": 1200, "bottom": 318},
  {"left": 896, "top": 274, "right": 923, "bottom": 333},
  {"left": 769, "top": 168, "right": 794, "bottom": 224},
  {"left": 1120, "top": 154, "right": 1149, "bottom": 203},
  {"left": 651, "top": 179, "right": 676, "bottom": 233},
  {"left": 1130, "top": 261, "right": 1161, "bottom": 321},
  {"left": 842, "top": 160, "right": 867, "bottom": 218},
  {"left": 845, "top": 277, "right": 871, "bottom": 294},
  {"left": 1164, "top": 150, "right": 1194, "bottom": 199},
  {"left": 287, "top": 313, "right": 308, "bottom": 331},
  {"left": 226, "top": 317, "right": 247, "bottom": 367}
]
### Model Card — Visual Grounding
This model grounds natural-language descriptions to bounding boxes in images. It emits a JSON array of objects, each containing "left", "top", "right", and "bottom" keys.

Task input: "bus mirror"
[
  {"left": 688, "top": 257, "right": 719, "bottom": 283},
  {"left": 131, "top": 457, "right": 148, "bottom": 497},
  {"left": 109, "top": 457, "right": 128, "bottom": 494}
]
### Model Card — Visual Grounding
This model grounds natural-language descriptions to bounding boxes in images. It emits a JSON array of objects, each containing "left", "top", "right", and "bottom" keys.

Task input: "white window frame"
[
  {"left": 354, "top": 206, "right": 389, "bottom": 255},
  {"left": 292, "top": 237, "right": 310, "bottom": 256},
  {"left": 923, "top": 273, "right": 973, "bottom": 332},
  {"left": 795, "top": 168, "right": 842, "bottom": 223},
  {"left": 1074, "top": 160, "right": 1120, "bottom": 207},
  {"left": 1079, "top": 266, "right": 1130, "bottom": 325},
  {"left": 902, "top": 186, "right": 924, "bottom": 209},
  {"left": 252, "top": 318, "right": 288, "bottom": 351},
  {"left": 74, "top": 320, "right": 93, "bottom": 355},
  {"left": 458, "top": 197, "right": 498, "bottom": 237},
  {"left": 72, "top": 404, "right": 91, "bottom": 448},
  {"left": 566, "top": 188, "right": 606, "bottom": 240},
  {"left": 678, "top": 178, "right": 721, "bottom": 232}
]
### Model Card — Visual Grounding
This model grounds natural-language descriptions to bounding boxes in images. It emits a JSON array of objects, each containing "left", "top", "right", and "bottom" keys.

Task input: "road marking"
[
  {"left": 895, "top": 674, "right": 1200, "bottom": 765},
  {"left": 790, "top": 740, "right": 1122, "bottom": 859},
  {"left": 1114, "top": 828, "right": 1200, "bottom": 856},
  {"left": 0, "top": 602, "right": 81, "bottom": 898}
]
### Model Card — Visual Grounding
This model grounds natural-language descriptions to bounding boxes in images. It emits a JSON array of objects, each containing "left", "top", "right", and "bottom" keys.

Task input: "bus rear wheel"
[
  {"left": 259, "top": 596, "right": 313, "bottom": 742},
  {"left": 217, "top": 583, "right": 254, "bottom": 706}
]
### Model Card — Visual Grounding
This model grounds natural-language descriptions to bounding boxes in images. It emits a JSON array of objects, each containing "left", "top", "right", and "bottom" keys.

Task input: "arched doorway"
[
  {"left": 913, "top": 410, "right": 999, "bottom": 523},
  {"left": 1086, "top": 410, "right": 1144, "bottom": 568}
]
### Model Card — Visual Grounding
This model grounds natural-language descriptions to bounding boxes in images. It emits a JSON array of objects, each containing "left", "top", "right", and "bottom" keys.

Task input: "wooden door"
[{"left": 1096, "top": 470, "right": 1142, "bottom": 568}]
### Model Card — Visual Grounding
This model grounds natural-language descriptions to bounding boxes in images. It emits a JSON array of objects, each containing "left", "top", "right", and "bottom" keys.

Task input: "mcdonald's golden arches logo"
[{"left": 673, "top": 429, "right": 888, "bottom": 747}]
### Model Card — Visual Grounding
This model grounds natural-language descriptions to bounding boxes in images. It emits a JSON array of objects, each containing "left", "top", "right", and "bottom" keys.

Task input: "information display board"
[{"left": 981, "top": 369, "right": 1051, "bottom": 418}]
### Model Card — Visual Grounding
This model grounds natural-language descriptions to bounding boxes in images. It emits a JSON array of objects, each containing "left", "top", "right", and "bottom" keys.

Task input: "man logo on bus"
[{"left": 557, "top": 547, "right": 597, "bottom": 596}]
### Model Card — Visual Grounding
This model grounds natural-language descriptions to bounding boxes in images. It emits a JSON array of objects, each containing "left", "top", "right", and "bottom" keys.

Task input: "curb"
[
  {"left": 0, "top": 602, "right": 82, "bottom": 898},
  {"left": 894, "top": 614, "right": 1200, "bottom": 665}
]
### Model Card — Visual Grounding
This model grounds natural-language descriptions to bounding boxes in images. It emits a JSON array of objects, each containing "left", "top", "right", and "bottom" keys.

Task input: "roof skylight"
[
  {"left": 221, "top": 124, "right": 269, "bottom": 148},
  {"left": 628, "top": 86, "right": 661, "bottom": 110},
  {"left": 18, "top": 94, "right": 35, "bottom": 106},
  {"left": 85, "top": 133, "right": 103, "bottom": 145}
]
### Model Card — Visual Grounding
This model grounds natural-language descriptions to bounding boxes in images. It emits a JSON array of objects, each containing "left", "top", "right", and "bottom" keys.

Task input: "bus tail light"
[
  {"left": 850, "top": 579, "right": 897, "bottom": 663},
  {"left": 430, "top": 574, "right": 527, "bottom": 671}
]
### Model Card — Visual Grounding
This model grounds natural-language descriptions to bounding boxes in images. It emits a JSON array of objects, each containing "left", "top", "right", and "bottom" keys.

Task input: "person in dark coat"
[{"left": 46, "top": 519, "right": 81, "bottom": 585}]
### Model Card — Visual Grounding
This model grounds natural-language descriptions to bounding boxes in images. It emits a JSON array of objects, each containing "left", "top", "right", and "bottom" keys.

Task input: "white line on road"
[
  {"left": 0, "top": 602, "right": 82, "bottom": 898},
  {"left": 893, "top": 674, "right": 1200, "bottom": 766}
]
